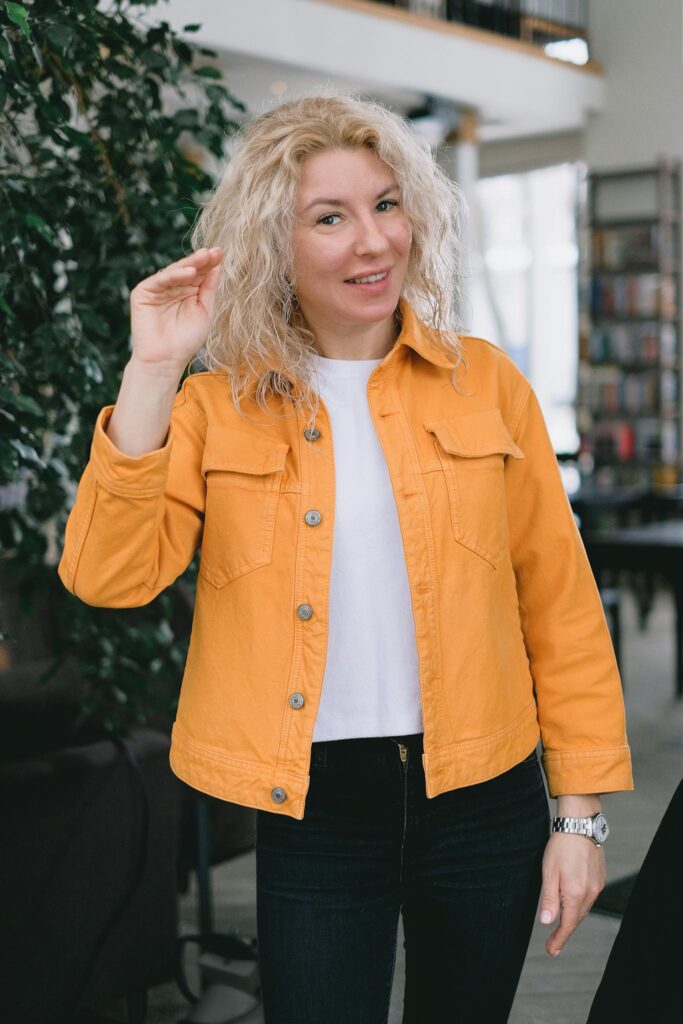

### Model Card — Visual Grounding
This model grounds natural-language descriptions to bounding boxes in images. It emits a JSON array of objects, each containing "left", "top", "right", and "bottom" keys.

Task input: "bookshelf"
[{"left": 576, "top": 161, "right": 682, "bottom": 490}]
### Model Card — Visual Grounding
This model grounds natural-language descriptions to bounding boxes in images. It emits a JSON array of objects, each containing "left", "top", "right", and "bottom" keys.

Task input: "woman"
[{"left": 58, "top": 90, "right": 634, "bottom": 1023}]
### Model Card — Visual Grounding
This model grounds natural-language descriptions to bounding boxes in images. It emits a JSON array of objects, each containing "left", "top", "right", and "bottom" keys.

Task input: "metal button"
[
  {"left": 296, "top": 603, "right": 313, "bottom": 620},
  {"left": 305, "top": 509, "right": 322, "bottom": 526},
  {"left": 271, "top": 787, "right": 287, "bottom": 803},
  {"left": 289, "top": 692, "right": 304, "bottom": 709},
  {"left": 304, "top": 427, "right": 321, "bottom": 441}
]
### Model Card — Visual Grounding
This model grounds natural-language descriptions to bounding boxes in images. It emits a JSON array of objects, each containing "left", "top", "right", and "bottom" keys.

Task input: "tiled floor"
[{"left": 104, "top": 584, "right": 682, "bottom": 1023}]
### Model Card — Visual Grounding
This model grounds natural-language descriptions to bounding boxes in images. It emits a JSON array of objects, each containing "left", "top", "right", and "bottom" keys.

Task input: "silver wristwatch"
[{"left": 552, "top": 812, "right": 609, "bottom": 847}]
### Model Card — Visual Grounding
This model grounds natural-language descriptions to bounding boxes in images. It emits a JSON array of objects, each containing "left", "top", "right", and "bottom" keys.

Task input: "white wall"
[
  {"left": 476, "top": 2, "right": 682, "bottom": 175},
  {"left": 583, "top": 0, "right": 683, "bottom": 170}
]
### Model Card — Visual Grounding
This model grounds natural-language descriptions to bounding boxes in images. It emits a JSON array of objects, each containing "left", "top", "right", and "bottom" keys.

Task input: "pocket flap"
[
  {"left": 424, "top": 408, "right": 525, "bottom": 460},
  {"left": 201, "top": 424, "right": 290, "bottom": 479}
]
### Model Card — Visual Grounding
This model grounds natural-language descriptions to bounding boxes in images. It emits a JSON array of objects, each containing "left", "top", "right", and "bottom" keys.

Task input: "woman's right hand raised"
[{"left": 129, "top": 246, "right": 223, "bottom": 374}]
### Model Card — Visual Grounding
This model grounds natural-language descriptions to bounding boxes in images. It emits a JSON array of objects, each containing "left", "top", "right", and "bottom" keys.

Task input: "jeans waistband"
[{"left": 310, "top": 733, "right": 424, "bottom": 771}]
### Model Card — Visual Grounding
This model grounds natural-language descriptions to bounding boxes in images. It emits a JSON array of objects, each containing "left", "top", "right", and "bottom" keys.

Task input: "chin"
[{"left": 338, "top": 294, "right": 398, "bottom": 318}]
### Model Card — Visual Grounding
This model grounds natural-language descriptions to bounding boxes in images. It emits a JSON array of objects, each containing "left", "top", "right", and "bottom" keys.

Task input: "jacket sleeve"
[
  {"left": 57, "top": 375, "right": 206, "bottom": 608},
  {"left": 505, "top": 383, "right": 634, "bottom": 798}
]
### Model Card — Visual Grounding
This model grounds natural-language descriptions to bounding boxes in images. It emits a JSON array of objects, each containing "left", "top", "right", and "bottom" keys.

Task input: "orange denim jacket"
[{"left": 57, "top": 297, "right": 634, "bottom": 819}]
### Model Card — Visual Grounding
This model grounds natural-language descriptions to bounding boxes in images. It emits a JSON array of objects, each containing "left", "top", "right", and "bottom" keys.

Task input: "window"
[{"left": 468, "top": 162, "right": 581, "bottom": 456}]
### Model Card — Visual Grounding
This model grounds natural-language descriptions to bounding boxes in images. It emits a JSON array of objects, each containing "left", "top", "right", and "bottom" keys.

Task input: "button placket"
[{"left": 275, "top": 417, "right": 325, "bottom": 810}]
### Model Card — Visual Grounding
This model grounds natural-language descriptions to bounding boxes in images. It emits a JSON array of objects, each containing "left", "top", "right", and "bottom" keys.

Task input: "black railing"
[{"left": 371, "top": 1, "right": 589, "bottom": 47}]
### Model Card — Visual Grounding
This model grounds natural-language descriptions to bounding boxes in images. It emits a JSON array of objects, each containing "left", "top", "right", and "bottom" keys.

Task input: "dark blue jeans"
[{"left": 255, "top": 733, "right": 550, "bottom": 1024}]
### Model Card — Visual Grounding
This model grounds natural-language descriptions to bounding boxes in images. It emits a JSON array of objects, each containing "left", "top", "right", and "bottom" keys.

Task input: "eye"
[{"left": 317, "top": 199, "right": 399, "bottom": 226}]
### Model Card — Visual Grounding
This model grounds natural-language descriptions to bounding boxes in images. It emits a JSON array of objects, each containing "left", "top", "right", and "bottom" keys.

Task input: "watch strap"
[{"left": 552, "top": 815, "right": 593, "bottom": 836}]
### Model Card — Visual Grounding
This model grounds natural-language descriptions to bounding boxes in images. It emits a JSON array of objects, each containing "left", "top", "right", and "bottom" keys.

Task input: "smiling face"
[{"left": 291, "top": 146, "right": 412, "bottom": 333}]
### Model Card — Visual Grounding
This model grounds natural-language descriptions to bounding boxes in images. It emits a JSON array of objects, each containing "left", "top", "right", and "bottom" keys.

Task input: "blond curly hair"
[{"left": 189, "top": 85, "right": 469, "bottom": 431}]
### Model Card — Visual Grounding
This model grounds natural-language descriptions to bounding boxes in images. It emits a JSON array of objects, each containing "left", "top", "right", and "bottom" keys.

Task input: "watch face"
[{"left": 594, "top": 813, "right": 609, "bottom": 843}]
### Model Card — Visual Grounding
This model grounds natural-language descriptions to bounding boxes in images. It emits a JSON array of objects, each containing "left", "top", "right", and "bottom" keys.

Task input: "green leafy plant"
[{"left": 0, "top": 0, "right": 245, "bottom": 738}]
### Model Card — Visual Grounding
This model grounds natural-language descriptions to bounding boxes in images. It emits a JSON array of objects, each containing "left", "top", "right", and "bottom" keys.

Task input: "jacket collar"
[
  {"left": 394, "top": 296, "right": 460, "bottom": 369},
  {"left": 271, "top": 296, "right": 460, "bottom": 398}
]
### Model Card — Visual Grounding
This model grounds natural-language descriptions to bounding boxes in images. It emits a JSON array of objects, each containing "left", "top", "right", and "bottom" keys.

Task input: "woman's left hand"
[{"left": 538, "top": 832, "right": 606, "bottom": 957}]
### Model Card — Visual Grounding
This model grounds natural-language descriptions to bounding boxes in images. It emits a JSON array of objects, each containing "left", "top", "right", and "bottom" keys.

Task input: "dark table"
[
  {"left": 569, "top": 485, "right": 649, "bottom": 530},
  {"left": 583, "top": 520, "right": 683, "bottom": 699}
]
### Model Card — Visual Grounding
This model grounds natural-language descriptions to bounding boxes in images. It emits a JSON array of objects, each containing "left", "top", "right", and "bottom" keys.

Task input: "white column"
[{"left": 440, "top": 111, "right": 480, "bottom": 333}]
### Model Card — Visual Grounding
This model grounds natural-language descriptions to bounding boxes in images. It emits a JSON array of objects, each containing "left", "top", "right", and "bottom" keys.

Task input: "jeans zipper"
[{"left": 394, "top": 741, "right": 409, "bottom": 883}]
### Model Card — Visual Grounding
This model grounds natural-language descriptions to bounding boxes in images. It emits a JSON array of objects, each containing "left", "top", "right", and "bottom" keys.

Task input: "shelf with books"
[{"left": 576, "top": 160, "right": 682, "bottom": 490}]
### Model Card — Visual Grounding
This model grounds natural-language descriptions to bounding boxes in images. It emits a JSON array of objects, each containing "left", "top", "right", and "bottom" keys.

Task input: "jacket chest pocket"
[
  {"left": 424, "top": 408, "right": 525, "bottom": 569},
  {"left": 199, "top": 424, "right": 290, "bottom": 588}
]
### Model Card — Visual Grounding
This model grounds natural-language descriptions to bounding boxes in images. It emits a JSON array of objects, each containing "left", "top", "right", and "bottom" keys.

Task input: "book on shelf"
[
  {"left": 584, "top": 321, "right": 677, "bottom": 366},
  {"left": 579, "top": 364, "right": 660, "bottom": 416},
  {"left": 591, "top": 224, "right": 661, "bottom": 268},
  {"left": 580, "top": 418, "right": 672, "bottom": 465},
  {"left": 590, "top": 272, "right": 676, "bottom": 319},
  {"left": 578, "top": 161, "right": 681, "bottom": 486}
]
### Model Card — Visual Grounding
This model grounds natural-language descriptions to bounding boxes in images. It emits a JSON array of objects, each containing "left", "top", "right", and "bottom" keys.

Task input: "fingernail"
[
  {"left": 552, "top": 949, "right": 561, "bottom": 957},
  {"left": 541, "top": 910, "right": 552, "bottom": 923}
]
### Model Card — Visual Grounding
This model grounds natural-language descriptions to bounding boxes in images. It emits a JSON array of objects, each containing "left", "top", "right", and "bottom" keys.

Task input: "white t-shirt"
[{"left": 310, "top": 351, "right": 424, "bottom": 742}]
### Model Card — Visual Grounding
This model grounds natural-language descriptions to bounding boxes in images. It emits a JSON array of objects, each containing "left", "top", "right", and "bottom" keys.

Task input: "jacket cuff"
[
  {"left": 541, "top": 745, "right": 634, "bottom": 797},
  {"left": 90, "top": 404, "right": 174, "bottom": 498}
]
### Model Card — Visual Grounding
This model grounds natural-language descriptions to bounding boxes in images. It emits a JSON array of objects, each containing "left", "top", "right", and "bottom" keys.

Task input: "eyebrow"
[{"left": 304, "top": 184, "right": 399, "bottom": 213}]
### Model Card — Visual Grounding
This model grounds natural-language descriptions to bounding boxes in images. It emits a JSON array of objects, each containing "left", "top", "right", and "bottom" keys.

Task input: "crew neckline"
[
  {"left": 311, "top": 351, "right": 384, "bottom": 378},
  {"left": 312, "top": 352, "right": 383, "bottom": 364}
]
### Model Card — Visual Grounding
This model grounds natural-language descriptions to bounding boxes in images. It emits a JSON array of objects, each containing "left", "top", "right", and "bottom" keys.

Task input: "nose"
[{"left": 352, "top": 213, "right": 391, "bottom": 255}]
